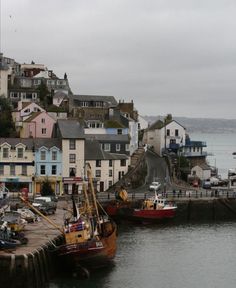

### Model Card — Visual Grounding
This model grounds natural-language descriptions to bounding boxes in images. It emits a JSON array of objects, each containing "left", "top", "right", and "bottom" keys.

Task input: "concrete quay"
[{"left": 0, "top": 201, "right": 66, "bottom": 288}]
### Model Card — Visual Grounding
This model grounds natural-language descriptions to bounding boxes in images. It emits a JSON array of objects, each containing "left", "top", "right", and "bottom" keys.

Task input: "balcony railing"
[
  {"left": 185, "top": 140, "right": 207, "bottom": 147},
  {"left": 181, "top": 151, "right": 208, "bottom": 157}
]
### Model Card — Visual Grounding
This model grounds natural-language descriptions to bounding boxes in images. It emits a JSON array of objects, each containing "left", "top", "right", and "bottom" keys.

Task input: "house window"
[
  {"left": 175, "top": 129, "right": 179, "bottom": 136},
  {"left": 17, "top": 147, "right": 24, "bottom": 158},
  {"left": 69, "top": 139, "right": 76, "bottom": 150},
  {"left": 108, "top": 180, "right": 113, "bottom": 187},
  {"left": 95, "top": 170, "right": 101, "bottom": 177},
  {"left": 22, "top": 165, "right": 27, "bottom": 176},
  {"left": 10, "top": 165, "right": 15, "bottom": 176},
  {"left": 125, "top": 144, "right": 130, "bottom": 151},
  {"left": 51, "top": 165, "right": 57, "bottom": 175},
  {"left": 40, "top": 150, "right": 46, "bottom": 160},
  {"left": 166, "top": 129, "right": 170, "bottom": 136},
  {"left": 41, "top": 118, "right": 45, "bottom": 124},
  {"left": 117, "top": 129, "right": 122, "bottom": 135},
  {"left": 81, "top": 102, "right": 88, "bottom": 107},
  {"left": 116, "top": 144, "right": 120, "bottom": 151},
  {"left": 96, "top": 160, "right": 101, "bottom": 167},
  {"left": 52, "top": 151, "right": 57, "bottom": 161},
  {"left": 109, "top": 160, "right": 112, "bottom": 167},
  {"left": 42, "top": 128, "right": 47, "bottom": 134},
  {"left": 69, "top": 167, "right": 76, "bottom": 177},
  {"left": 69, "top": 154, "right": 76, "bottom": 163},
  {"left": 120, "top": 159, "right": 126, "bottom": 167},
  {"left": 104, "top": 143, "right": 110, "bottom": 152},
  {"left": 40, "top": 165, "right": 46, "bottom": 175},
  {"left": 0, "top": 165, "right": 4, "bottom": 175},
  {"left": 2, "top": 148, "right": 9, "bottom": 158},
  {"left": 109, "top": 170, "right": 112, "bottom": 177}
]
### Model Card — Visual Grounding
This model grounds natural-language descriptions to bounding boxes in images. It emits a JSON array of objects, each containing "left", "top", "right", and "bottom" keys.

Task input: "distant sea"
[{"left": 190, "top": 132, "right": 236, "bottom": 179}]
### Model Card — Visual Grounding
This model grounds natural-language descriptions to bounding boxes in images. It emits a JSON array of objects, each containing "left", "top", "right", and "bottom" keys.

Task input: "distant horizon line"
[{"left": 142, "top": 115, "right": 236, "bottom": 121}]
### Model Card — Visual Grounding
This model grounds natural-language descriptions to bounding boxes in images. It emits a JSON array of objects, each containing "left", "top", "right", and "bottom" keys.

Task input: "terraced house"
[
  {"left": 0, "top": 138, "right": 35, "bottom": 194},
  {"left": 34, "top": 139, "right": 62, "bottom": 195}
]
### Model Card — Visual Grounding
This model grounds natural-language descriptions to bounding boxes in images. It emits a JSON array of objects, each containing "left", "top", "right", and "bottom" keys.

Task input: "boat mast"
[
  {"left": 82, "top": 182, "right": 92, "bottom": 217},
  {"left": 19, "top": 196, "right": 64, "bottom": 234},
  {"left": 86, "top": 163, "right": 101, "bottom": 231}
]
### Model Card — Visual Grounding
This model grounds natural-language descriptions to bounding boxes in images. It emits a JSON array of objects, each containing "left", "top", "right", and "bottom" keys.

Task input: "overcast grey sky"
[{"left": 1, "top": 0, "right": 236, "bottom": 119}]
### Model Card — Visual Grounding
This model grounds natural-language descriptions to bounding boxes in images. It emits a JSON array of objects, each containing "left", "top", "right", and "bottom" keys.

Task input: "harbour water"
[
  {"left": 191, "top": 132, "right": 236, "bottom": 179},
  {"left": 50, "top": 222, "right": 236, "bottom": 288}
]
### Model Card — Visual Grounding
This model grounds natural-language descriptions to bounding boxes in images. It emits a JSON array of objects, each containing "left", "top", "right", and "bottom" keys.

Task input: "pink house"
[{"left": 20, "top": 111, "right": 56, "bottom": 138}]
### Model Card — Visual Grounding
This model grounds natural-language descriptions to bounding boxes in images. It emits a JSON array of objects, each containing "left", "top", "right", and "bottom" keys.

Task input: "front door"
[{"left": 100, "top": 181, "right": 104, "bottom": 192}]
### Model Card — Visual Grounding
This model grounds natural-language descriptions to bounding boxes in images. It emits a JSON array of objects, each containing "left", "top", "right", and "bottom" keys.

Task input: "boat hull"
[
  {"left": 105, "top": 201, "right": 177, "bottom": 222},
  {"left": 132, "top": 207, "right": 176, "bottom": 220},
  {"left": 57, "top": 223, "right": 117, "bottom": 270}
]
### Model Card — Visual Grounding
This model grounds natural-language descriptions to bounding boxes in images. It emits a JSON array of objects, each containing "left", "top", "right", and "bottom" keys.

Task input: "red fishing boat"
[
  {"left": 132, "top": 193, "right": 177, "bottom": 221},
  {"left": 105, "top": 190, "right": 177, "bottom": 222},
  {"left": 57, "top": 164, "right": 117, "bottom": 272}
]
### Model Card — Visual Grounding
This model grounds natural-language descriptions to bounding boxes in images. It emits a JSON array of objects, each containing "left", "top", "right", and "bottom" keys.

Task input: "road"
[{"left": 145, "top": 149, "right": 171, "bottom": 191}]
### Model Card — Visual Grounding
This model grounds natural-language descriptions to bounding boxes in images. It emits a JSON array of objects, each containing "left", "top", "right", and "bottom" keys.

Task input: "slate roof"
[
  {"left": 195, "top": 163, "right": 211, "bottom": 170},
  {"left": 34, "top": 138, "right": 62, "bottom": 150},
  {"left": 72, "top": 94, "right": 118, "bottom": 107},
  {"left": 0, "top": 138, "right": 62, "bottom": 150},
  {"left": 149, "top": 120, "right": 164, "bottom": 130},
  {"left": 84, "top": 134, "right": 129, "bottom": 142},
  {"left": 85, "top": 140, "right": 128, "bottom": 160},
  {"left": 149, "top": 119, "right": 186, "bottom": 130},
  {"left": 57, "top": 119, "right": 84, "bottom": 139},
  {"left": 24, "top": 111, "right": 42, "bottom": 122}
]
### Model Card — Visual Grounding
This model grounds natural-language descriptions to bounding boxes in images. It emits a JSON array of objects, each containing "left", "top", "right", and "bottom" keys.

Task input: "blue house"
[{"left": 34, "top": 139, "right": 62, "bottom": 195}]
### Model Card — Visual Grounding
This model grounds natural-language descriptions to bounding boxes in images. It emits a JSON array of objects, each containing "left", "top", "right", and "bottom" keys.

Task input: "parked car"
[
  {"left": 149, "top": 181, "right": 161, "bottom": 191},
  {"left": 202, "top": 180, "right": 211, "bottom": 189},
  {"left": 32, "top": 196, "right": 57, "bottom": 215}
]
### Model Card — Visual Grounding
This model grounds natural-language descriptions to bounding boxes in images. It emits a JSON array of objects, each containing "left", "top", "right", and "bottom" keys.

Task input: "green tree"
[
  {"left": 37, "top": 83, "right": 51, "bottom": 107},
  {"left": 0, "top": 96, "right": 16, "bottom": 137},
  {"left": 41, "top": 177, "right": 54, "bottom": 196}
]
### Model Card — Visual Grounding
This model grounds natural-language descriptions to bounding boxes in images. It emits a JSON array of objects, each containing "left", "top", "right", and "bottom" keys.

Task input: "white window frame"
[
  {"left": 40, "top": 165, "right": 46, "bottom": 175},
  {"left": 95, "top": 170, "right": 101, "bottom": 178},
  {"left": 17, "top": 147, "right": 24, "bottom": 158},
  {"left": 2, "top": 148, "right": 9, "bottom": 159},
  {"left": 52, "top": 150, "right": 57, "bottom": 161},
  {"left": 104, "top": 143, "right": 110, "bottom": 152},
  {"left": 116, "top": 144, "right": 121, "bottom": 152},
  {"left": 40, "top": 150, "right": 46, "bottom": 161}
]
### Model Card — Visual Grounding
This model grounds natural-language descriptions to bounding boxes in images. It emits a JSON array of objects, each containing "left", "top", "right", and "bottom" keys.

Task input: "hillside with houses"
[{"left": 0, "top": 52, "right": 216, "bottom": 196}]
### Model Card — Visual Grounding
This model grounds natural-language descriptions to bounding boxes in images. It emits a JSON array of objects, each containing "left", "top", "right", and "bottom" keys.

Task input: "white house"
[
  {"left": 143, "top": 119, "right": 186, "bottom": 156},
  {"left": 138, "top": 115, "right": 149, "bottom": 131},
  {"left": 191, "top": 163, "right": 211, "bottom": 180},
  {"left": 55, "top": 120, "right": 85, "bottom": 194},
  {"left": 85, "top": 140, "right": 129, "bottom": 192}
]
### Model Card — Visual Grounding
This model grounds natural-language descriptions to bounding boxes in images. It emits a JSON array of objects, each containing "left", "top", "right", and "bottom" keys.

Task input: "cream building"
[
  {"left": 85, "top": 140, "right": 129, "bottom": 192},
  {"left": 0, "top": 138, "right": 35, "bottom": 194}
]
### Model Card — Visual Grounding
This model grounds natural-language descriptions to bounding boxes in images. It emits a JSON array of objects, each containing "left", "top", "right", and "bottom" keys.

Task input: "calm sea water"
[
  {"left": 50, "top": 222, "right": 236, "bottom": 288},
  {"left": 49, "top": 132, "right": 236, "bottom": 288},
  {"left": 191, "top": 132, "right": 236, "bottom": 179}
]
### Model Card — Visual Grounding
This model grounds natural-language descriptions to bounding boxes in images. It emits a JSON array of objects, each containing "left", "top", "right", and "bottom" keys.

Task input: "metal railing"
[{"left": 97, "top": 188, "right": 236, "bottom": 202}]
